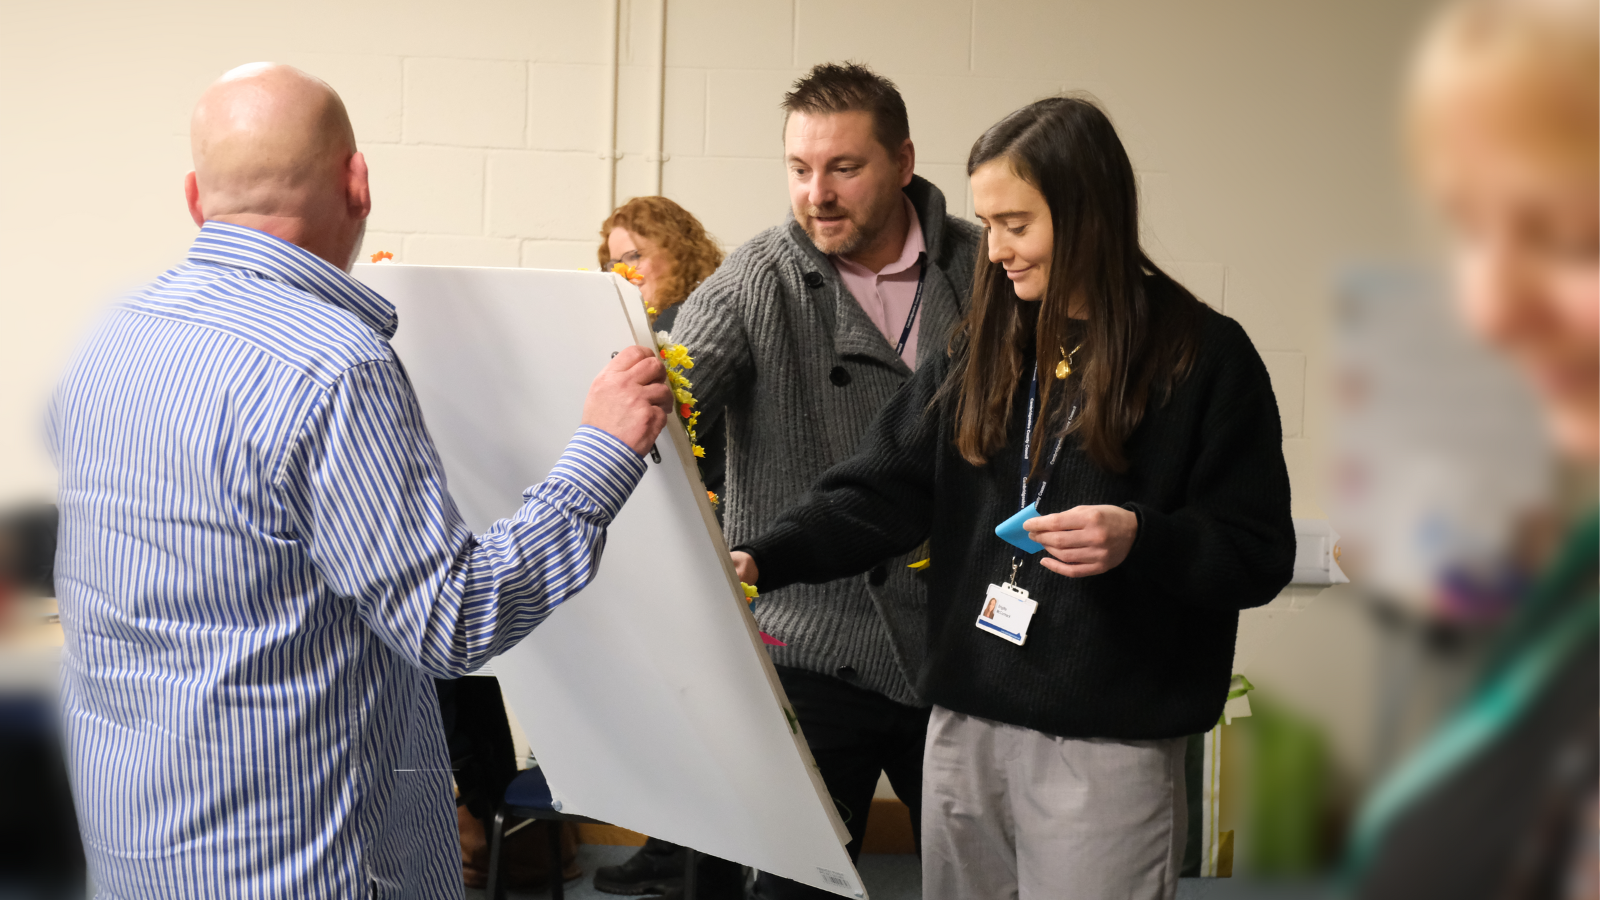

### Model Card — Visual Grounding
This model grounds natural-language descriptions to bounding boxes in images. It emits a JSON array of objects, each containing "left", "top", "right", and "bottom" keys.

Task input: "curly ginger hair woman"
[{"left": 599, "top": 196, "right": 724, "bottom": 328}]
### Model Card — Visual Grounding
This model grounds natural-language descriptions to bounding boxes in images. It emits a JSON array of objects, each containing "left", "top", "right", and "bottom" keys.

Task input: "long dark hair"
[{"left": 945, "top": 96, "right": 1204, "bottom": 474}]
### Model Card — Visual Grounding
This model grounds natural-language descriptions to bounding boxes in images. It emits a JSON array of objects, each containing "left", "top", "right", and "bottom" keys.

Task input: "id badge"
[{"left": 975, "top": 583, "right": 1038, "bottom": 646}]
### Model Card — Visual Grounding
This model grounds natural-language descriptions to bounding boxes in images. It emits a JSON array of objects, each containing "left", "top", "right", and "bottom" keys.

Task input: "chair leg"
[
  {"left": 683, "top": 847, "right": 698, "bottom": 900},
  {"left": 549, "top": 820, "right": 564, "bottom": 900},
  {"left": 486, "top": 805, "right": 508, "bottom": 900}
]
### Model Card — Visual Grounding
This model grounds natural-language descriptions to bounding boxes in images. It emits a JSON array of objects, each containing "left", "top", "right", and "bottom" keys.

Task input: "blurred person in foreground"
[
  {"left": 1347, "top": 1, "right": 1598, "bottom": 897},
  {"left": 49, "top": 63, "right": 671, "bottom": 899},
  {"left": 592, "top": 198, "right": 741, "bottom": 897}
]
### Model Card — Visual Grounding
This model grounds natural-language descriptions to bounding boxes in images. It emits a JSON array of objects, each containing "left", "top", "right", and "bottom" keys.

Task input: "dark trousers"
[
  {"left": 435, "top": 676, "right": 518, "bottom": 824},
  {"left": 0, "top": 699, "right": 84, "bottom": 896},
  {"left": 753, "top": 665, "right": 930, "bottom": 899}
]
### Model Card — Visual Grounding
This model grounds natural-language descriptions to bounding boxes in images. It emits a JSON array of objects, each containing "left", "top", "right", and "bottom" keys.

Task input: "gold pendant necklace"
[{"left": 1055, "top": 344, "right": 1082, "bottom": 380}]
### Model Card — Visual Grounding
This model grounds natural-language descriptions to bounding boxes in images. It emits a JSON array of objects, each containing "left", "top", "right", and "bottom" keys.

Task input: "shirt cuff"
[{"left": 541, "top": 425, "right": 650, "bottom": 520}]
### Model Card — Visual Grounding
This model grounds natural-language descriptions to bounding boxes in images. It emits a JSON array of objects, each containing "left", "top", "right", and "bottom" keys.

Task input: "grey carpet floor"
[
  {"left": 463, "top": 844, "right": 1328, "bottom": 900},
  {"left": 76, "top": 844, "right": 1325, "bottom": 900},
  {"left": 464, "top": 844, "right": 921, "bottom": 900}
]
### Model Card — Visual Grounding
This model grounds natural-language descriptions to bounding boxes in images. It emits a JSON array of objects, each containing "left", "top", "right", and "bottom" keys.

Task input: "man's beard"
[{"left": 801, "top": 190, "right": 897, "bottom": 258}]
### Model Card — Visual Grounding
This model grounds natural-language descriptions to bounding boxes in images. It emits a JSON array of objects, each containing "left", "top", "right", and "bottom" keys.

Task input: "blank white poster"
[{"left": 353, "top": 263, "right": 866, "bottom": 898}]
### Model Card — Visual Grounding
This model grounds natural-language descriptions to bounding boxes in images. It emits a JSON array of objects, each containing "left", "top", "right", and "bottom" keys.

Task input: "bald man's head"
[{"left": 185, "top": 63, "right": 371, "bottom": 269}]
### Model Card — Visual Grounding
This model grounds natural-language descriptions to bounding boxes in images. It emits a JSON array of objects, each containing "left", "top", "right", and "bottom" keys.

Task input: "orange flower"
[
  {"left": 679, "top": 403, "right": 693, "bottom": 419},
  {"left": 707, "top": 490, "right": 719, "bottom": 505},
  {"left": 369, "top": 250, "right": 393, "bottom": 263},
  {"left": 611, "top": 262, "right": 644, "bottom": 285}
]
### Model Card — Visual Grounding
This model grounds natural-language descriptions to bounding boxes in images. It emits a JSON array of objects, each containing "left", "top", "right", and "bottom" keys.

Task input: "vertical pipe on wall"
[
  {"left": 649, "top": 0, "right": 668, "bottom": 195},
  {"left": 601, "top": 0, "right": 621, "bottom": 218}
]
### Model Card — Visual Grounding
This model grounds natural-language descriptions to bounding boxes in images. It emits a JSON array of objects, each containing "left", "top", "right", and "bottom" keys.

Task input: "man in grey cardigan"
[{"left": 677, "top": 63, "right": 979, "bottom": 898}]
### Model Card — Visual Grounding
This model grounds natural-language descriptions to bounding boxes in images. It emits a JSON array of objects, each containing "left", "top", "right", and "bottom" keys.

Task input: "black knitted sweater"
[{"left": 740, "top": 295, "right": 1296, "bottom": 739}]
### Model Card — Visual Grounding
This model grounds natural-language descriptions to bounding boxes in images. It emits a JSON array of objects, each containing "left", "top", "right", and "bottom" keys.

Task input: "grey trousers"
[{"left": 921, "top": 706, "right": 1187, "bottom": 900}]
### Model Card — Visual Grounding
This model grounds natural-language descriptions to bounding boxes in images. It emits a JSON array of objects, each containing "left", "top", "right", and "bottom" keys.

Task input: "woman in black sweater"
[{"left": 731, "top": 97, "right": 1295, "bottom": 899}]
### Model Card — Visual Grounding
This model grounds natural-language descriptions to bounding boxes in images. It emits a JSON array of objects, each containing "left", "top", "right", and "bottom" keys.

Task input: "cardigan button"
[
  {"left": 835, "top": 665, "right": 859, "bottom": 682},
  {"left": 803, "top": 271, "right": 824, "bottom": 289},
  {"left": 829, "top": 366, "right": 851, "bottom": 387}
]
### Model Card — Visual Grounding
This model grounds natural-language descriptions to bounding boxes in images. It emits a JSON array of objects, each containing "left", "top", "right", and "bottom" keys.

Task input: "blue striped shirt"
[{"left": 48, "top": 222, "right": 647, "bottom": 899}]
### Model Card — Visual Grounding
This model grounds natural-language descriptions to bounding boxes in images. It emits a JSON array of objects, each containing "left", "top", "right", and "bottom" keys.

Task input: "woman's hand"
[
  {"left": 1025, "top": 505, "right": 1138, "bottom": 578},
  {"left": 730, "top": 551, "right": 759, "bottom": 585}
]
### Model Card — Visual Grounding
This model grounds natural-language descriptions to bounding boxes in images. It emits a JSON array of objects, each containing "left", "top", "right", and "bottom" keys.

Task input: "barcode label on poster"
[{"left": 817, "top": 868, "right": 850, "bottom": 888}]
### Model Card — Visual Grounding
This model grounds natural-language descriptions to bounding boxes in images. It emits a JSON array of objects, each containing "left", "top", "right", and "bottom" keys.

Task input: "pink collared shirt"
[{"left": 830, "top": 196, "right": 926, "bottom": 369}]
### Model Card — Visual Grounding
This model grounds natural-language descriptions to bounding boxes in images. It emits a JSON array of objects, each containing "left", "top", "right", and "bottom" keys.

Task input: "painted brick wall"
[
  {"left": 1, "top": 0, "right": 1433, "bottom": 517},
  {"left": 0, "top": 0, "right": 1440, "bottom": 787}
]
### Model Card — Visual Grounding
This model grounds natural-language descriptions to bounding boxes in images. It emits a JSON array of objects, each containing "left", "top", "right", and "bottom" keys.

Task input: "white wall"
[{"left": 0, "top": 0, "right": 1437, "bottom": 780}]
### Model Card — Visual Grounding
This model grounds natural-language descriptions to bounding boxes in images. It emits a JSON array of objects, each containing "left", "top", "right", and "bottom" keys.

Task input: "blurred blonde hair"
[
  {"left": 598, "top": 197, "right": 724, "bottom": 314},
  {"left": 1407, "top": 0, "right": 1598, "bottom": 167}
]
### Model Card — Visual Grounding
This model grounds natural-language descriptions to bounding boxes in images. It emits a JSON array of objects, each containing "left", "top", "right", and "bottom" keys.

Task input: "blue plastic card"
[{"left": 995, "top": 502, "right": 1044, "bottom": 554}]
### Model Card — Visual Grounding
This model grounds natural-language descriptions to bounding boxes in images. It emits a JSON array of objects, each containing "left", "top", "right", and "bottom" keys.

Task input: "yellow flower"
[
  {"left": 693, "top": 444, "right": 705, "bottom": 458},
  {"left": 667, "top": 369, "right": 692, "bottom": 389},
  {"left": 662, "top": 344, "right": 694, "bottom": 370},
  {"left": 646, "top": 306, "right": 658, "bottom": 317},
  {"left": 673, "top": 387, "right": 696, "bottom": 407},
  {"left": 741, "top": 582, "right": 759, "bottom": 603}
]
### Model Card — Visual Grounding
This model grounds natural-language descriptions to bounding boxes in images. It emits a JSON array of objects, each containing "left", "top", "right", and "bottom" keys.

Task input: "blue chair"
[
  {"left": 485, "top": 766, "right": 711, "bottom": 899},
  {"left": 485, "top": 766, "right": 599, "bottom": 900}
]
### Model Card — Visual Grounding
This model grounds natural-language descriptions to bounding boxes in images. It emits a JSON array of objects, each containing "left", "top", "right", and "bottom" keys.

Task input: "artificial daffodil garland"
[
  {"left": 612, "top": 262, "right": 707, "bottom": 462},
  {"left": 613, "top": 261, "right": 779, "bottom": 646}
]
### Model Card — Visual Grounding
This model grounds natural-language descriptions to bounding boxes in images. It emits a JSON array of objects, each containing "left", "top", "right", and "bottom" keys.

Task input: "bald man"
[{"left": 48, "top": 63, "right": 671, "bottom": 899}]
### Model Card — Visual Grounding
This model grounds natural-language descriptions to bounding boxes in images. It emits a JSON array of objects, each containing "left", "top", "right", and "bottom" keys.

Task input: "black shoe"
[
  {"left": 661, "top": 855, "right": 746, "bottom": 900},
  {"left": 593, "top": 838, "right": 686, "bottom": 895}
]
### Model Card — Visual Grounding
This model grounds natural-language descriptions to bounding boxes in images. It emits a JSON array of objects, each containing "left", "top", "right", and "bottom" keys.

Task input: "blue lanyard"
[
  {"left": 892, "top": 252, "right": 929, "bottom": 361},
  {"left": 1020, "top": 371, "right": 1075, "bottom": 510}
]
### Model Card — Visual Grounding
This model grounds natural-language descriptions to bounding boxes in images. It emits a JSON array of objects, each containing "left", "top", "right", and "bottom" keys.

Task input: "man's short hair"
[{"left": 781, "top": 62, "right": 910, "bottom": 155}]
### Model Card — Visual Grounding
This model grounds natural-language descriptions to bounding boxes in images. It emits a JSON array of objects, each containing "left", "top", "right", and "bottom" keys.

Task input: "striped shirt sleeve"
[{"left": 284, "top": 358, "right": 648, "bottom": 678}]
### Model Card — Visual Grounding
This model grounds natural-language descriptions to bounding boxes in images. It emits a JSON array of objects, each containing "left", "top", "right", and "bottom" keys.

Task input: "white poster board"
[{"left": 353, "top": 264, "right": 866, "bottom": 899}]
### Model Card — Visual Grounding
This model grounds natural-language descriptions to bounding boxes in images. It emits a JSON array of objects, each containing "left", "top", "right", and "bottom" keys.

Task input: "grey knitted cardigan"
[{"left": 670, "top": 176, "right": 981, "bottom": 706}]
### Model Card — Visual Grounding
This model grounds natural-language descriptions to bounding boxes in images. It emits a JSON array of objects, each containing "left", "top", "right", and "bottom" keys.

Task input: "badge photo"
[{"left": 976, "top": 582, "right": 1038, "bottom": 646}]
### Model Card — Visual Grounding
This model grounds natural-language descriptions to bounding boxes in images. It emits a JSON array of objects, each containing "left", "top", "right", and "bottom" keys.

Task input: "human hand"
[
  {"left": 1025, "top": 504, "right": 1139, "bottom": 578},
  {"left": 731, "top": 551, "right": 759, "bottom": 585},
  {"left": 581, "top": 345, "right": 672, "bottom": 456}
]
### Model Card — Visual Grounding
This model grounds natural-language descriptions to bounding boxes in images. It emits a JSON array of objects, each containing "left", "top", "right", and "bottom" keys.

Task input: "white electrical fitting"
[{"left": 1291, "top": 517, "right": 1350, "bottom": 586}]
